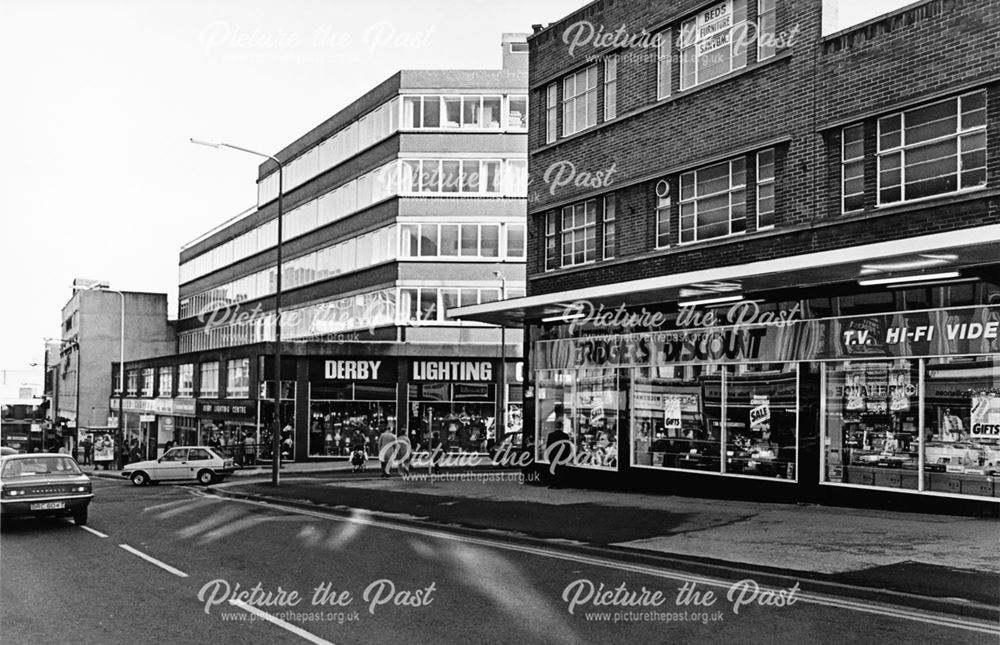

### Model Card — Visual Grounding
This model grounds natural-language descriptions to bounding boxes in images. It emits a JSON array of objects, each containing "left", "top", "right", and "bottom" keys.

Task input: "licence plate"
[{"left": 30, "top": 501, "right": 65, "bottom": 511}]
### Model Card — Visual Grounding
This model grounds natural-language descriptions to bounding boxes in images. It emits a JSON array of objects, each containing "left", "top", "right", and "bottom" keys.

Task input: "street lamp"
[
  {"left": 191, "top": 138, "right": 285, "bottom": 487},
  {"left": 493, "top": 271, "right": 507, "bottom": 446},
  {"left": 73, "top": 280, "right": 125, "bottom": 465}
]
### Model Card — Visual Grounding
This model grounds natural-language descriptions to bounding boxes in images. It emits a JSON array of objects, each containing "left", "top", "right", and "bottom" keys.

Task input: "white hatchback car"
[{"left": 123, "top": 446, "right": 236, "bottom": 486}]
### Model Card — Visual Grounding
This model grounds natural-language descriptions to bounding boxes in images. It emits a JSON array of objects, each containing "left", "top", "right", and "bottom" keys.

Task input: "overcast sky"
[{"left": 0, "top": 0, "right": 917, "bottom": 390}]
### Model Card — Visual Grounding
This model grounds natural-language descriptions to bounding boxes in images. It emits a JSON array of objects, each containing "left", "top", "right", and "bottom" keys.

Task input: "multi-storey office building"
[
  {"left": 455, "top": 0, "right": 999, "bottom": 511},
  {"left": 120, "top": 35, "right": 530, "bottom": 461},
  {"left": 56, "top": 288, "right": 175, "bottom": 457}
]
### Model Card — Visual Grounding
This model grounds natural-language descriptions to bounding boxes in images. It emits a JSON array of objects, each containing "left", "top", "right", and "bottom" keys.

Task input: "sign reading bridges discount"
[{"left": 535, "top": 305, "right": 1000, "bottom": 370}]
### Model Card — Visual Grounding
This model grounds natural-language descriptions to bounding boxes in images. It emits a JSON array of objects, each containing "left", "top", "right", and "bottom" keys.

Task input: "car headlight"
[
  {"left": 73, "top": 485, "right": 90, "bottom": 492},
  {"left": 4, "top": 489, "right": 25, "bottom": 497}
]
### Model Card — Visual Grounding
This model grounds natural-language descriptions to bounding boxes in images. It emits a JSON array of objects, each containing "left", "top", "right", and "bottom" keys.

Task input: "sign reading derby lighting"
[
  {"left": 411, "top": 361, "right": 494, "bottom": 382},
  {"left": 325, "top": 360, "right": 384, "bottom": 380}
]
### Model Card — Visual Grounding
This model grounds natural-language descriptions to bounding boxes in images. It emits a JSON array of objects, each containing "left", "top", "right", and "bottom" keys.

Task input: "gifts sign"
[
  {"left": 664, "top": 396, "right": 682, "bottom": 431},
  {"left": 970, "top": 394, "right": 1000, "bottom": 438}
]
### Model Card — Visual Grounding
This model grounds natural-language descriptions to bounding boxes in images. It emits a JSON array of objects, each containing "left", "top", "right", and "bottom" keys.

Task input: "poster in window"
[
  {"left": 888, "top": 369, "right": 913, "bottom": 412},
  {"left": 843, "top": 368, "right": 867, "bottom": 412},
  {"left": 664, "top": 395, "right": 682, "bottom": 432},
  {"left": 864, "top": 363, "right": 889, "bottom": 413},
  {"left": 970, "top": 393, "right": 1000, "bottom": 439},
  {"left": 749, "top": 394, "right": 770, "bottom": 430}
]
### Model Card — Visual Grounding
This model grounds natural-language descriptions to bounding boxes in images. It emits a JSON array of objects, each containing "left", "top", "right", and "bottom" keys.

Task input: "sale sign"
[{"left": 750, "top": 394, "right": 770, "bottom": 429}]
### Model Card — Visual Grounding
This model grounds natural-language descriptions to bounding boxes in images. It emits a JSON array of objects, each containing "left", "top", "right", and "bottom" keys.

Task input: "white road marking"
[
  {"left": 79, "top": 526, "right": 108, "bottom": 538},
  {"left": 200, "top": 491, "right": 1000, "bottom": 637},
  {"left": 228, "top": 599, "right": 336, "bottom": 645},
  {"left": 118, "top": 544, "right": 189, "bottom": 578}
]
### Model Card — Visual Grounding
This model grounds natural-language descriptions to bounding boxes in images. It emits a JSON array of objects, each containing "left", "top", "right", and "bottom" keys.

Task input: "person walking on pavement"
[
  {"left": 428, "top": 431, "right": 444, "bottom": 475},
  {"left": 546, "top": 404, "right": 571, "bottom": 488},
  {"left": 378, "top": 426, "right": 397, "bottom": 478}
]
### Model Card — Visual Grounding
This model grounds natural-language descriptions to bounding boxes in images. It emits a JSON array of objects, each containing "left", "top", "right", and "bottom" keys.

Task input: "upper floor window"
[
  {"left": 679, "top": 157, "right": 746, "bottom": 243},
  {"left": 757, "top": 0, "right": 776, "bottom": 61},
  {"left": 399, "top": 222, "right": 523, "bottom": 259},
  {"left": 561, "top": 200, "right": 597, "bottom": 266},
  {"left": 842, "top": 124, "right": 865, "bottom": 212},
  {"left": 545, "top": 83, "right": 558, "bottom": 144},
  {"left": 178, "top": 364, "right": 194, "bottom": 397},
  {"left": 402, "top": 95, "right": 505, "bottom": 129},
  {"left": 158, "top": 367, "right": 173, "bottom": 398},
  {"left": 127, "top": 370, "right": 138, "bottom": 397},
  {"left": 679, "top": 0, "right": 748, "bottom": 90},
  {"left": 141, "top": 368, "right": 154, "bottom": 397},
  {"left": 604, "top": 57, "right": 618, "bottom": 120},
  {"left": 655, "top": 182, "right": 672, "bottom": 248},
  {"left": 562, "top": 66, "right": 598, "bottom": 137},
  {"left": 200, "top": 362, "right": 219, "bottom": 398},
  {"left": 877, "top": 90, "right": 987, "bottom": 204},
  {"left": 508, "top": 95, "right": 528, "bottom": 129},
  {"left": 756, "top": 148, "right": 775, "bottom": 229},
  {"left": 603, "top": 195, "right": 616, "bottom": 259},
  {"left": 657, "top": 30, "right": 672, "bottom": 100},
  {"left": 227, "top": 358, "right": 250, "bottom": 399},
  {"left": 544, "top": 211, "right": 559, "bottom": 271}
]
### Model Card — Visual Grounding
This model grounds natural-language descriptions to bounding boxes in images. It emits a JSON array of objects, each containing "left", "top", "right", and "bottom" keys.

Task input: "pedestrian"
[
  {"left": 396, "top": 435, "right": 413, "bottom": 476},
  {"left": 428, "top": 431, "right": 443, "bottom": 475},
  {"left": 546, "top": 404, "right": 571, "bottom": 489},
  {"left": 81, "top": 435, "right": 93, "bottom": 465},
  {"left": 378, "top": 426, "right": 397, "bottom": 478},
  {"left": 350, "top": 428, "right": 367, "bottom": 472}
]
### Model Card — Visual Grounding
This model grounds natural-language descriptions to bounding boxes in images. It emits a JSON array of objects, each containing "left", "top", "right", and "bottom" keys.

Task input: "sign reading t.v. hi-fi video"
[{"left": 535, "top": 305, "right": 1000, "bottom": 370}]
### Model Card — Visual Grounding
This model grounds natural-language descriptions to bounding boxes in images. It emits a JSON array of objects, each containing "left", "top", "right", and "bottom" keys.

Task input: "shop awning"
[{"left": 449, "top": 224, "right": 1000, "bottom": 326}]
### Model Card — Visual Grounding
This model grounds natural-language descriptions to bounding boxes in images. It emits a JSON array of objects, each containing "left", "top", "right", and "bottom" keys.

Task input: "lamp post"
[
  {"left": 191, "top": 138, "right": 285, "bottom": 487},
  {"left": 493, "top": 271, "right": 507, "bottom": 445}
]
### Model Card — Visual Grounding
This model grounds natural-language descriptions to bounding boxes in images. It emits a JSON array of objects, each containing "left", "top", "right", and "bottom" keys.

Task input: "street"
[{"left": 2, "top": 478, "right": 997, "bottom": 645}]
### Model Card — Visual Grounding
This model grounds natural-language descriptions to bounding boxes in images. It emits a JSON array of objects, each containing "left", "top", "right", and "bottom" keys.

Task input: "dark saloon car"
[{"left": 0, "top": 454, "right": 93, "bottom": 525}]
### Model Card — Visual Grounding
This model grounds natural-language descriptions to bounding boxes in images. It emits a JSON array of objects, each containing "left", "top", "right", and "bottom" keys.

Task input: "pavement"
[{"left": 85, "top": 459, "right": 1000, "bottom": 618}]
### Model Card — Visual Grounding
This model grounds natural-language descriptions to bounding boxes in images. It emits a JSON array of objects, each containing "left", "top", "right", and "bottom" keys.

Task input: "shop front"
[
  {"left": 408, "top": 360, "right": 498, "bottom": 452},
  {"left": 530, "top": 300, "right": 999, "bottom": 504},
  {"left": 196, "top": 399, "right": 260, "bottom": 464},
  {"left": 308, "top": 359, "right": 398, "bottom": 458}
]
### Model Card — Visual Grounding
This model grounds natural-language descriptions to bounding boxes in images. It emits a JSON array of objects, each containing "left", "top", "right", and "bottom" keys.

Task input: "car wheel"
[
  {"left": 131, "top": 471, "right": 149, "bottom": 487},
  {"left": 73, "top": 506, "right": 88, "bottom": 526},
  {"left": 197, "top": 469, "right": 215, "bottom": 485}
]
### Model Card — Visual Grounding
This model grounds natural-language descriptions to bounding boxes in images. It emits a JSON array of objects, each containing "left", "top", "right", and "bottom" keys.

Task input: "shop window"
[
  {"left": 724, "top": 364, "right": 797, "bottom": 479},
  {"left": 877, "top": 90, "right": 987, "bottom": 205},
  {"left": 679, "top": 157, "right": 746, "bottom": 243},
  {"left": 562, "top": 65, "right": 598, "bottom": 137},
  {"left": 679, "top": 0, "right": 748, "bottom": 90},
  {"left": 536, "top": 369, "right": 619, "bottom": 471},
  {"left": 309, "top": 383, "right": 397, "bottom": 457},
  {"left": 923, "top": 357, "right": 999, "bottom": 498},
  {"left": 823, "top": 360, "right": 920, "bottom": 490},
  {"left": 837, "top": 291, "right": 895, "bottom": 316},
  {"left": 408, "top": 383, "right": 496, "bottom": 452},
  {"left": 632, "top": 365, "right": 722, "bottom": 471}
]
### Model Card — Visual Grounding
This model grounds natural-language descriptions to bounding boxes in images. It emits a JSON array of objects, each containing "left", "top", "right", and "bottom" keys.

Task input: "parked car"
[
  {"left": 0, "top": 453, "right": 93, "bottom": 525},
  {"left": 0, "top": 447, "right": 19, "bottom": 456},
  {"left": 123, "top": 446, "right": 236, "bottom": 486}
]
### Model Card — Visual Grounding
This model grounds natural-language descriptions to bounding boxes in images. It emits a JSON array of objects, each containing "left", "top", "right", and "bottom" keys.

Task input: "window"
[
  {"left": 507, "top": 224, "right": 525, "bottom": 258},
  {"left": 158, "top": 367, "right": 173, "bottom": 398},
  {"left": 508, "top": 95, "right": 527, "bottom": 129},
  {"left": 178, "top": 364, "right": 194, "bottom": 397},
  {"left": 200, "top": 362, "right": 219, "bottom": 398},
  {"left": 756, "top": 149, "right": 775, "bottom": 229},
  {"left": 603, "top": 195, "right": 616, "bottom": 259},
  {"left": 127, "top": 370, "right": 138, "bottom": 396},
  {"left": 757, "top": 0, "right": 776, "bottom": 60},
  {"left": 656, "top": 181, "right": 672, "bottom": 248},
  {"left": 545, "top": 211, "right": 559, "bottom": 271},
  {"left": 562, "top": 66, "right": 597, "bottom": 137},
  {"left": 679, "top": 157, "right": 747, "bottom": 243},
  {"left": 877, "top": 90, "right": 987, "bottom": 204},
  {"left": 561, "top": 200, "right": 597, "bottom": 266},
  {"left": 842, "top": 124, "right": 865, "bottom": 212},
  {"left": 546, "top": 83, "right": 558, "bottom": 144},
  {"left": 680, "top": 0, "right": 748, "bottom": 90},
  {"left": 657, "top": 30, "right": 671, "bottom": 99},
  {"left": 141, "top": 368, "right": 154, "bottom": 397},
  {"left": 604, "top": 57, "right": 618, "bottom": 120},
  {"left": 227, "top": 358, "right": 250, "bottom": 398}
]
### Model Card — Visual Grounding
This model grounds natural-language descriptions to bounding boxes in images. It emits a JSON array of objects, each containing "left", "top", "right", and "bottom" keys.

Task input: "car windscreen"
[{"left": 1, "top": 456, "right": 83, "bottom": 478}]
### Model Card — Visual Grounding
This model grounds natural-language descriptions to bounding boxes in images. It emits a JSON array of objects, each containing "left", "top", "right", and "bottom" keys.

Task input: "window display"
[
  {"left": 923, "top": 357, "right": 999, "bottom": 497},
  {"left": 408, "top": 383, "right": 495, "bottom": 452},
  {"left": 536, "top": 368, "right": 619, "bottom": 470},
  {"left": 309, "top": 382, "right": 396, "bottom": 457},
  {"left": 724, "top": 364, "right": 798, "bottom": 479},
  {"left": 631, "top": 365, "right": 721, "bottom": 471},
  {"left": 824, "top": 360, "right": 920, "bottom": 490}
]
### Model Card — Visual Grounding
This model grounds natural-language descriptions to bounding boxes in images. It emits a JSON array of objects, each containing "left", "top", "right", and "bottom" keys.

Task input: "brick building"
[
  {"left": 118, "top": 35, "right": 530, "bottom": 463},
  {"left": 454, "top": 0, "right": 1000, "bottom": 511}
]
